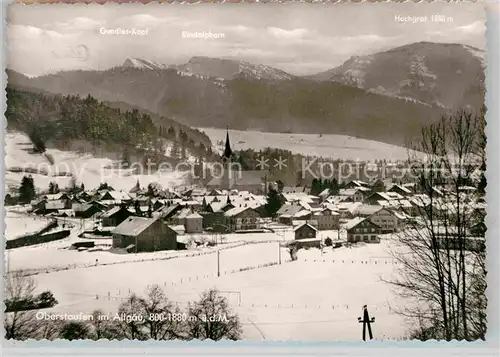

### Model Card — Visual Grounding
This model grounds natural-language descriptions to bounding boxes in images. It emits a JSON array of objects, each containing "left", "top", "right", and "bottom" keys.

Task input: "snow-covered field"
[
  {"left": 5, "top": 132, "right": 188, "bottom": 193},
  {"left": 14, "top": 230, "right": 410, "bottom": 340},
  {"left": 4, "top": 212, "right": 55, "bottom": 240},
  {"left": 29, "top": 241, "right": 289, "bottom": 311},
  {"left": 198, "top": 127, "right": 417, "bottom": 161}
]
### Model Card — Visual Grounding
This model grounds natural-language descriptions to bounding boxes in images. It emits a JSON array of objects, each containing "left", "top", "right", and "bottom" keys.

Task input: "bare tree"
[
  {"left": 114, "top": 286, "right": 185, "bottom": 340},
  {"left": 114, "top": 293, "right": 147, "bottom": 340},
  {"left": 186, "top": 288, "right": 242, "bottom": 341},
  {"left": 4, "top": 271, "right": 39, "bottom": 340},
  {"left": 136, "top": 285, "right": 185, "bottom": 340},
  {"left": 388, "top": 109, "right": 486, "bottom": 340},
  {"left": 88, "top": 309, "right": 120, "bottom": 340},
  {"left": 36, "top": 319, "right": 65, "bottom": 340},
  {"left": 4, "top": 271, "right": 64, "bottom": 340}
]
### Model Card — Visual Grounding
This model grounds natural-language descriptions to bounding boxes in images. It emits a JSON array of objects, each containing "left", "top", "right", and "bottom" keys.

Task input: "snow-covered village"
[{"left": 4, "top": 2, "right": 487, "bottom": 343}]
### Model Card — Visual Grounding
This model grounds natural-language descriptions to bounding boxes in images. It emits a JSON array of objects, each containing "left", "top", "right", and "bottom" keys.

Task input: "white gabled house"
[
  {"left": 345, "top": 217, "right": 381, "bottom": 244},
  {"left": 368, "top": 207, "right": 406, "bottom": 233}
]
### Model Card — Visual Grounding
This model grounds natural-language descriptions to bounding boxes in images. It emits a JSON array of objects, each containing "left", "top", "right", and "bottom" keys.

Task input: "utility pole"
[
  {"left": 358, "top": 305, "right": 375, "bottom": 341},
  {"left": 217, "top": 250, "right": 220, "bottom": 277},
  {"left": 278, "top": 242, "right": 281, "bottom": 264}
]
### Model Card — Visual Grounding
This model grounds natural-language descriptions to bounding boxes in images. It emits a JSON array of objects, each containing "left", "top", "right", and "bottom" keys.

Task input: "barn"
[{"left": 112, "top": 217, "right": 177, "bottom": 252}]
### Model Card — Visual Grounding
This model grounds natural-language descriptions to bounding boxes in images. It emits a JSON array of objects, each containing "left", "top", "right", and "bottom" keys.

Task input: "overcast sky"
[{"left": 8, "top": 2, "right": 486, "bottom": 77}]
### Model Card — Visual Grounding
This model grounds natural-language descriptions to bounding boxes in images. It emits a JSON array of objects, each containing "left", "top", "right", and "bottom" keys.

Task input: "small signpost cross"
[{"left": 358, "top": 305, "right": 375, "bottom": 341}]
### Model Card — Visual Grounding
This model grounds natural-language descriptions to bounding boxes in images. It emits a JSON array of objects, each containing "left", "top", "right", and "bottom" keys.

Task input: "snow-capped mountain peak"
[
  {"left": 121, "top": 56, "right": 294, "bottom": 80},
  {"left": 307, "top": 42, "right": 484, "bottom": 110},
  {"left": 236, "top": 61, "right": 294, "bottom": 81},
  {"left": 172, "top": 56, "right": 294, "bottom": 81},
  {"left": 122, "top": 58, "right": 167, "bottom": 70}
]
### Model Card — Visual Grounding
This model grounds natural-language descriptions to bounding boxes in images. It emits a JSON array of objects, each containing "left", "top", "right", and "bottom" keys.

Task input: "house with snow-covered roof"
[
  {"left": 72, "top": 202, "right": 103, "bottom": 219},
  {"left": 223, "top": 206, "right": 261, "bottom": 232},
  {"left": 313, "top": 207, "right": 340, "bottom": 230},
  {"left": 354, "top": 204, "right": 384, "bottom": 217},
  {"left": 101, "top": 205, "right": 133, "bottom": 227},
  {"left": 277, "top": 204, "right": 311, "bottom": 226},
  {"left": 42, "top": 193, "right": 70, "bottom": 201},
  {"left": 206, "top": 201, "right": 234, "bottom": 214},
  {"left": 365, "top": 191, "right": 404, "bottom": 205},
  {"left": 293, "top": 222, "right": 321, "bottom": 248},
  {"left": 345, "top": 217, "right": 381, "bottom": 244},
  {"left": 388, "top": 184, "right": 413, "bottom": 197},
  {"left": 408, "top": 194, "right": 432, "bottom": 216},
  {"left": 171, "top": 208, "right": 203, "bottom": 233},
  {"left": 282, "top": 192, "right": 315, "bottom": 204},
  {"left": 368, "top": 207, "right": 406, "bottom": 233},
  {"left": 41, "top": 199, "right": 71, "bottom": 214},
  {"left": 97, "top": 190, "right": 132, "bottom": 207},
  {"left": 345, "top": 180, "right": 370, "bottom": 189},
  {"left": 335, "top": 202, "right": 362, "bottom": 219},
  {"left": 339, "top": 189, "right": 365, "bottom": 203},
  {"left": 158, "top": 203, "right": 182, "bottom": 221}
]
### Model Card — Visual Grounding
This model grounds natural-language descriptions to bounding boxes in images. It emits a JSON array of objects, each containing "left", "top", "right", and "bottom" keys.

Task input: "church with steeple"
[{"left": 205, "top": 127, "right": 268, "bottom": 194}]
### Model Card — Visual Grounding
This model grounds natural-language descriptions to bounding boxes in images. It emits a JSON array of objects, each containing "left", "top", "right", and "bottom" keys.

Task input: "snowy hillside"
[
  {"left": 5, "top": 212, "right": 54, "bottom": 240},
  {"left": 5, "top": 132, "right": 189, "bottom": 193},
  {"left": 199, "top": 127, "right": 418, "bottom": 161}
]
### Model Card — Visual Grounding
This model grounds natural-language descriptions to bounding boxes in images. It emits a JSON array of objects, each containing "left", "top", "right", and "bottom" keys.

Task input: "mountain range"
[
  {"left": 307, "top": 42, "right": 485, "bottom": 110},
  {"left": 171, "top": 56, "right": 295, "bottom": 81},
  {"left": 7, "top": 41, "right": 485, "bottom": 146}
]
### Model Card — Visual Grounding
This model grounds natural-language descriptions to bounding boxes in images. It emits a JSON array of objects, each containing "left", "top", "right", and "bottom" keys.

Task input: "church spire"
[{"left": 223, "top": 126, "right": 232, "bottom": 160}]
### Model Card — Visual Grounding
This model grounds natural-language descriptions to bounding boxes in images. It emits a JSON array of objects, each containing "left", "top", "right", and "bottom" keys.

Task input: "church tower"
[
  {"left": 221, "top": 127, "right": 233, "bottom": 190},
  {"left": 222, "top": 127, "right": 233, "bottom": 162}
]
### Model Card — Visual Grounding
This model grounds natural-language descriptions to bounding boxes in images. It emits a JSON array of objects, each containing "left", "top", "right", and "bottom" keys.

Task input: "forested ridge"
[{"left": 6, "top": 86, "right": 213, "bottom": 162}]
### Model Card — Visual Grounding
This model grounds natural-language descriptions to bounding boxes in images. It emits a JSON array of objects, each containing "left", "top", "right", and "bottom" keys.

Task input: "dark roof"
[
  {"left": 72, "top": 203, "right": 95, "bottom": 212},
  {"left": 101, "top": 206, "right": 123, "bottom": 218},
  {"left": 159, "top": 203, "right": 180, "bottom": 218}
]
